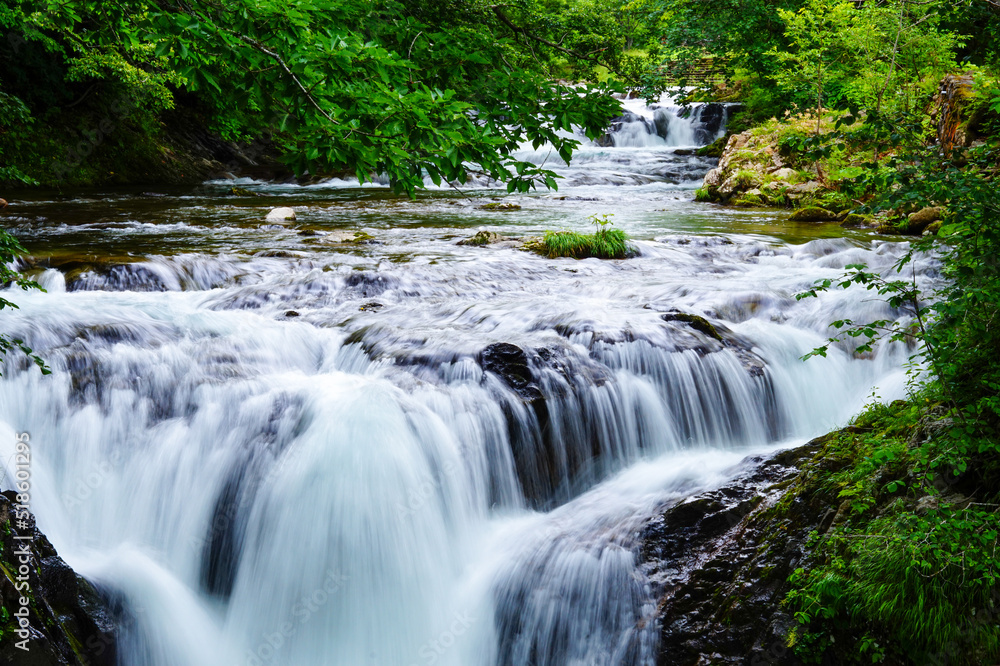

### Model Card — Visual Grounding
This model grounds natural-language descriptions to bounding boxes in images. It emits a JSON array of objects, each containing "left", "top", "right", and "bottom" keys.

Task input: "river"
[{"left": 0, "top": 96, "right": 935, "bottom": 666}]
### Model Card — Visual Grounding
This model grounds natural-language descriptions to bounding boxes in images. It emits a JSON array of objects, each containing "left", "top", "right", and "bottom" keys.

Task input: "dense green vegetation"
[{"left": 0, "top": 0, "right": 659, "bottom": 191}]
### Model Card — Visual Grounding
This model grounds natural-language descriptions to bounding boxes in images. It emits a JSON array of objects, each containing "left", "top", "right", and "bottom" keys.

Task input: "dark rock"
[
  {"left": 661, "top": 312, "right": 723, "bottom": 341},
  {"left": 479, "top": 343, "right": 542, "bottom": 402},
  {"left": 284, "top": 310, "right": 299, "bottom": 317},
  {"left": 0, "top": 492, "right": 117, "bottom": 666},
  {"left": 640, "top": 440, "right": 835, "bottom": 666},
  {"left": 342, "top": 271, "right": 398, "bottom": 298}
]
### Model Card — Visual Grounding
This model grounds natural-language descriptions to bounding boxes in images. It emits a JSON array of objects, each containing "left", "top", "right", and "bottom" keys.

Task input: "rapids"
[{"left": 0, "top": 96, "right": 937, "bottom": 666}]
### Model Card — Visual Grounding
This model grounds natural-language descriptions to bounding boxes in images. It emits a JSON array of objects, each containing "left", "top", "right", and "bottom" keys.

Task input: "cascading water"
[{"left": 0, "top": 97, "right": 935, "bottom": 666}]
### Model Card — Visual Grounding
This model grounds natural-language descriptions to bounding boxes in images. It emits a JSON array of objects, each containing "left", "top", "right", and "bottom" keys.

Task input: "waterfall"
[{"left": 0, "top": 115, "right": 932, "bottom": 666}]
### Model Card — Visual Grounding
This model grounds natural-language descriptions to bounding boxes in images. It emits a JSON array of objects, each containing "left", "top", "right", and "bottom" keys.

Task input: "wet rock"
[
  {"left": 458, "top": 231, "right": 502, "bottom": 246},
  {"left": 359, "top": 301, "right": 384, "bottom": 312},
  {"left": 840, "top": 213, "right": 874, "bottom": 228},
  {"left": 697, "top": 136, "right": 727, "bottom": 158},
  {"left": 284, "top": 310, "right": 300, "bottom": 317},
  {"left": 479, "top": 202, "right": 521, "bottom": 211},
  {"left": 67, "top": 263, "right": 170, "bottom": 292},
  {"left": 319, "top": 230, "right": 376, "bottom": 244},
  {"left": 343, "top": 271, "right": 398, "bottom": 298},
  {"left": 265, "top": 207, "right": 296, "bottom": 222},
  {"left": 0, "top": 492, "right": 117, "bottom": 666},
  {"left": 228, "top": 186, "right": 262, "bottom": 197},
  {"left": 641, "top": 441, "right": 834, "bottom": 666},
  {"left": 907, "top": 206, "right": 944, "bottom": 234},
  {"left": 479, "top": 343, "right": 543, "bottom": 402},
  {"left": 661, "top": 312, "right": 723, "bottom": 341},
  {"left": 789, "top": 206, "right": 837, "bottom": 222},
  {"left": 0, "top": 198, "right": 7, "bottom": 209}
]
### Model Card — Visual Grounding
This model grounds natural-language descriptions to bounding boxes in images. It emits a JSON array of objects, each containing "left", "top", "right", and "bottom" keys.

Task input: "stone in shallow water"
[{"left": 265, "top": 206, "right": 296, "bottom": 221}]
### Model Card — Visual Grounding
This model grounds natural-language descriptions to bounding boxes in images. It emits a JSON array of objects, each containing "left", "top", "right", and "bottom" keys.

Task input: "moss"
[
  {"left": 695, "top": 187, "right": 714, "bottom": 202},
  {"left": 480, "top": 201, "right": 521, "bottom": 211},
  {"left": 697, "top": 135, "right": 728, "bottom": 157},
  {"left": 661, "top": 312, "right": 723, "bottom": 341}
]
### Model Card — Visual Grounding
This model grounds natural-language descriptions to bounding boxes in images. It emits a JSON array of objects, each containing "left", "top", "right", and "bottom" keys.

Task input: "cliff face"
[
  {"left": 0, "top": 492, "right": 116, "bottom": 666},
  {"left": 641, "top": 436, "right": 850, "bottom": 665}
]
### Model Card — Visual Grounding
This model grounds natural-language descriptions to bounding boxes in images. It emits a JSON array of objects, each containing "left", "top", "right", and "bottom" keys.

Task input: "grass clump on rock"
[{"left": 540, "top": 214, "right": 633, "bottom": 259}]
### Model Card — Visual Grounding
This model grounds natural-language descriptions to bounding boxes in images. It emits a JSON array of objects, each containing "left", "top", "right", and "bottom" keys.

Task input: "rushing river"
[{"left": 0, "top": 97, "right": 935, "bottom": 666}]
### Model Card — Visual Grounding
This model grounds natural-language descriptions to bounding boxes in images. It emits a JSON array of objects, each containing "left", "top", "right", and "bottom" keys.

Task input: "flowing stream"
[{"left": 0, "top": 96, "right": 936, "bottom": 666}]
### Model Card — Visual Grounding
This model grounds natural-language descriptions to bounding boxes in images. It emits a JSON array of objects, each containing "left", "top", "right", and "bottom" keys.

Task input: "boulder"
[
  {"left": 319, "top": 230, "right": 375, "bottom": 244},
  {"left": 703, "top": 168, "right": 723, "bottom": 190},
  {"left": 0, "top": 492, "right": 117, "bottom": 666},
  {"left": 786, "top": 180, "right": 822, "bottom": 195},
  {"left": 458, "top": 230, "right": 502, "bottom": 246},
  {"left": 265, "top": 207, "right": 296, "bottom": 221},
  {"left": 770, "top": 167, "right": 799, "bottom": 182},
  {"left": 841, "top": 213, "right": 874, "bottom": 228},
  {"left": 480, "top": 202, "right": 521, "bottom": 211},
  {"left": 924, "top": 220, "right": 943, "bottom": 236},
  {"left": 790, "top": 206, "right": 837, "bottom": 222},
  {"left": 907, "top": 206, "right": 944, "bottom": 233}
]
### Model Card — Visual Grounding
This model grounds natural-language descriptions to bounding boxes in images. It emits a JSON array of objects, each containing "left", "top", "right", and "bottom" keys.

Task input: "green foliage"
[
  {"left": 0, "top": 229, "right": 49, "bottom": 375},
  {"left": 540, "top": 214, "right": 633, "bottom": 258},
  {"left": 0, "top": 0, "right": 651, "bottom": 191},
  {"left": 788, "top": 118, "right": 1000, "bottom": 663}
]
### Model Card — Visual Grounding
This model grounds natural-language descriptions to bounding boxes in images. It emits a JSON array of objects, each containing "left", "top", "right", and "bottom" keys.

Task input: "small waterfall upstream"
[{"left": 0, "top": 98, "right": 936, "bottom": 666}]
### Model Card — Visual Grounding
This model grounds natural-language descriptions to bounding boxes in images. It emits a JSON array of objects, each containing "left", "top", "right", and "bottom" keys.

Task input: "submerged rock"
[{"left": 0, "top": 492, "right": 117, "bottom": 666}]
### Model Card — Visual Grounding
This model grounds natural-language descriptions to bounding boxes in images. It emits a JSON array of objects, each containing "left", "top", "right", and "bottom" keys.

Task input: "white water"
[{"left": 0, "top": 99, "right": 937, "bottom": 666}]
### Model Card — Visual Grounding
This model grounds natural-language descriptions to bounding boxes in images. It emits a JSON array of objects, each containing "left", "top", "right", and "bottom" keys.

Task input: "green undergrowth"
[{"left": 782, "top": 398, "right": 1000, "bottom": 665}]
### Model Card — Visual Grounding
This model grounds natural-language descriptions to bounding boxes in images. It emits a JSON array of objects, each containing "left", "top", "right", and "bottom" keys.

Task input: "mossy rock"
[
  {"left": 458, "top": 230, "right": 501, "bottom": 246},
  {"left": 661, "top": 312, "right": 723, "bottom": 341},
  {"left": 732, "top": 193, "right": 764, "bottom": 207},
  {"left": 924, "top": 221, "right": 943, "bottom": 235},
  {"left": 228, "top": 186, "right": 263, "bottom": 197},
  {"left": 696, "top": 135, "right": 728, "bottom": 158},
  {"left": 695, "top": 187, "right": 714, "bottom": 202},
  {"left": 480, "top": 201, "right": 521, "bottom": 211},
  {"left": 789, "top": 206, "right": 838, "bottom": 222},
  {"left": 841, "top": 213, "right": 874, "bottom": 228},
  {"left": 319, "top": 230, "right": 376, "bottom": 244}
]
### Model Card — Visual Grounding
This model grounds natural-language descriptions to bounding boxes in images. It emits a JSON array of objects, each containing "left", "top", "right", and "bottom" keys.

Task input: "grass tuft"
[{"left": 541, "top": 227, "right": 632, "bottom": 259}]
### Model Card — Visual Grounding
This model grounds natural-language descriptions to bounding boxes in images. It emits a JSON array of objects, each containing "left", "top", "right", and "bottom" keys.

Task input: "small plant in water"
[{"left": 540, "top": 213, "right": 632, "bottom": 259}]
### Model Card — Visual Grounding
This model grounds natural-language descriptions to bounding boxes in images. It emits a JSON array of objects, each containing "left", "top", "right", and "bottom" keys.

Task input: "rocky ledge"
[
  {"left": 641, "top": 432, "right": 856, "bottom": 665},
  {"left": 0, "top": 492, "right": 116, "bottom": 666}
]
